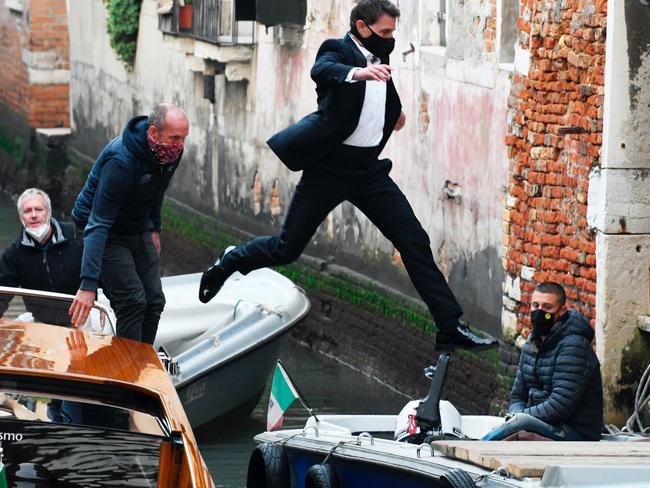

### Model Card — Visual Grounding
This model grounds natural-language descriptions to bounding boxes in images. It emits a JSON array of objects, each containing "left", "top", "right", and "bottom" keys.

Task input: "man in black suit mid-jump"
[{"left": 199, "top": 0, "right": 497, "bottom": 351}]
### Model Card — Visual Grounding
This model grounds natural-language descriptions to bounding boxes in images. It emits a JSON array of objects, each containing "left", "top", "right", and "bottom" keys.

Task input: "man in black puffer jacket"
[
  {"left": 484, "top": 281, "right": 603, "bottom": 441},
  {"left": 0, "top": 188, "right": 82, "bottom": 326}
]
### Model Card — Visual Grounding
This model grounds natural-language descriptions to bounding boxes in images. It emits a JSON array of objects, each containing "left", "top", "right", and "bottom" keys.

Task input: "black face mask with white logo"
[
  {"left": 351, "top": 22, "right": 395, "bottom": 59},
  {"left": 530, "top": 309, "right": 556, "bottom": 336}
]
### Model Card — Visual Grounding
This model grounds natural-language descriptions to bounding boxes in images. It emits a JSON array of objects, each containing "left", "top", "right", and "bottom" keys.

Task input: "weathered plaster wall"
[
  {"left": 68, "top": 0, "right": 220, "bottom": 213},
  {"left": 67, "top": 0, "right": 510, "bottom": 335},
  {"left": 587, "top": 0, "right": 650, "bottom": 424}
]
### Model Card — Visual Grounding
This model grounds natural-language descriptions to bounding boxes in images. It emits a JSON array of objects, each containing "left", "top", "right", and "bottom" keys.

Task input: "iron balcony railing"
[{"left": 159, "top": 0, "right": 255, "bottom": 46}]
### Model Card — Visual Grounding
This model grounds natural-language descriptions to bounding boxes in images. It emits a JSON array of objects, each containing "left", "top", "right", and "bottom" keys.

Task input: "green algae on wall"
[
  {"left": 162, "top": 200, "right": 437, "bottom": 335},
  {"left": 613, "top": 331, "right": 650, "bottom": 426},
  {"left": 0, "top": 125, "right": 26, "bottom": 162}
]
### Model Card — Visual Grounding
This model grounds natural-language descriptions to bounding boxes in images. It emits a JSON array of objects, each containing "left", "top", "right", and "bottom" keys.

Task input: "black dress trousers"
[{"left": 220, "top": 145, "right": 463, "bottom": 330}]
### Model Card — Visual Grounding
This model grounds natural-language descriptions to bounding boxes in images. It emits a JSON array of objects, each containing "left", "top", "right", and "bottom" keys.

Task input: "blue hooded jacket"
[
  {"left": 72, "top": 116, "right": 180, "bottom": 291},
  {"left": 509, "top": 309, "right": 603, "bottom": 440}
]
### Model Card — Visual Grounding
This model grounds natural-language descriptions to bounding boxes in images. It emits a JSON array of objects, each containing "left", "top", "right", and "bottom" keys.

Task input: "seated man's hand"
[{"left": 69, "top": 289, "right": 95, "bottom": 328}]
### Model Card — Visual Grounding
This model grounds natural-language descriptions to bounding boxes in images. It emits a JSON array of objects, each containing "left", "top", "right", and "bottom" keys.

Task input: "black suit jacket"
[{"left": 267, "top": 34, "right": 402, "bottom": 171}]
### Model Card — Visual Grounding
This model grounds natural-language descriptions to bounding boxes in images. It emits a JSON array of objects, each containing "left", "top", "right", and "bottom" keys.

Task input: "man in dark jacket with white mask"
[
  {"left": 68, "top": 103, "right": 189, "bottom": 344},
  {"left": 483, "top": 281, "right": 603, "bottom": 441},
  {"left": 0, "top": 188, "right": 82, "bottom": 326}
]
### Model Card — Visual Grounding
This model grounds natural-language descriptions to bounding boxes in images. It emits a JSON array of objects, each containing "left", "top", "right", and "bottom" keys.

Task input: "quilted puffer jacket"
[{"left": 509, "top": 309, "right": 603, "bottom": 440}]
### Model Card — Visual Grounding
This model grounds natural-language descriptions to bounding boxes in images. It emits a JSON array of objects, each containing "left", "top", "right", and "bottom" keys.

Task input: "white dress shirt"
[{"left": 342, "top": 35, "right": 387, "bottom": 148}]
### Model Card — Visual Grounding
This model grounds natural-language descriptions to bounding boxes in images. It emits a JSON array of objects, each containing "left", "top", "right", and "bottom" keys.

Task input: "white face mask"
[{"left": 25, "top": 222, "right": 51, "bottom": 243}]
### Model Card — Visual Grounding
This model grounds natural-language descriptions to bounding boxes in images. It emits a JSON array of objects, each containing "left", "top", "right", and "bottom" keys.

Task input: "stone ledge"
[
  {"left": 163, "top": 34, "right": 253, "bottom": 80},
  {"left": 193, "top": 39, "right": 254, "bottom": 64},
  {"left": 27, "top": 68, "right": 70, "bottom": 85},
  {"left": 5, "top": 0, "right": 23, "bottom": 12},
  {"left": 638, "top": 316, "right": 650, "bottom": 333},
  {"left": 35, "top": 127, "right": 71, "bottom": 147}
]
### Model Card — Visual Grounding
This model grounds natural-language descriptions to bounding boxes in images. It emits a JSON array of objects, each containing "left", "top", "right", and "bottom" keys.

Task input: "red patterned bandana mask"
[{"left": 147, "top": 130, "right": 184, "bottom": 164}]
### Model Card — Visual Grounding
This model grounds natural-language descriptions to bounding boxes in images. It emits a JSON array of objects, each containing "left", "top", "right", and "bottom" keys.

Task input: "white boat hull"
[{"left": 155, "top": 268, "right": 310, "bottom": 426}]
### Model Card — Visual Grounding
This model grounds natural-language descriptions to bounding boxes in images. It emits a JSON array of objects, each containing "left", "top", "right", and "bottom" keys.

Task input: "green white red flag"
[
  {"left": 0, "top": 461, "right": 7, "bottom": 488},
  {"left": 267, "top": 361, "right": 301, "bottom": 431}
]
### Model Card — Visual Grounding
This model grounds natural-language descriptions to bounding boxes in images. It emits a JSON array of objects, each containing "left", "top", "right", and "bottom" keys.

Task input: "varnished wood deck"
[
  {"left": 431, "top": 440, "right": 650, "bottom": 478},
  {"left": 0, "top": 320, "right": 215, "bottom": 487}
]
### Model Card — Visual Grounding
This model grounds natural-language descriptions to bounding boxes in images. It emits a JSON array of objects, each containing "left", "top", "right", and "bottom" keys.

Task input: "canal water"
[
  {"left": 198, "top": 338, "right": 410, "bottom": 487},
  {"left": 0, "top": 191, "right": 410, "bottom": 487}
]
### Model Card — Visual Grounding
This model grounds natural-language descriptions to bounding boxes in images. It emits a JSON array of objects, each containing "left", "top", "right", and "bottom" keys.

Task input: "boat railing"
[{"left": 0, "top": 285, "right": 116, "bottom": 334}]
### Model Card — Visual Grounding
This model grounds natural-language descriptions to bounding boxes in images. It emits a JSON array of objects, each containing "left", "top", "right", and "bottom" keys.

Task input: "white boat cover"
[{"left": 154, "top": 269, "right": 307, "bottom": 356}]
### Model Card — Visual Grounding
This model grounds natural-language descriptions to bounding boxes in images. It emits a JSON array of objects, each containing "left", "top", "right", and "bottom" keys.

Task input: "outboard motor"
[{"left": 394, "top": 353, "right": 453, "bottom": 443}]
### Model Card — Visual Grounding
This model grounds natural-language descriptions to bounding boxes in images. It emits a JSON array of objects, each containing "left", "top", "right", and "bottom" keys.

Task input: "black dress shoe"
[
  {"left": 198, "top": 246, "right": 235, "bottom": 303},
  {"left": 436, "top": 320, "right": 499, "bottom": 351}
]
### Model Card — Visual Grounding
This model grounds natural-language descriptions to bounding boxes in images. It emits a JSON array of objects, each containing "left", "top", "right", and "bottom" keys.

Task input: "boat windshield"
[
  {"left": 0, "top": 391, "right": 168, "bottom": 486},
  {"left": 0, "top": 287, "right": 115, "bottom": 333}
]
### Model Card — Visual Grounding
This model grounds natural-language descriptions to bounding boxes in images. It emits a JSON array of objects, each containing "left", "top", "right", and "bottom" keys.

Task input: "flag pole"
[{"left": 277, "top": 359, "right": 320, "bottom": 423}]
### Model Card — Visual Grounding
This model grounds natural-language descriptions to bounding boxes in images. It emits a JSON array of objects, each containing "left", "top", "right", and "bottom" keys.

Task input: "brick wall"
[
  {"left": 29, "top": 83, "right": 70, "bottom": 127},
  {"left": 0, "top": 3, "right": 29, "bottom": 118},
  {"left": 484, "top": 0, "right": 497, "bottom": 54},
  {"left": 293, "top": 290, "right": 506, "bottom": 415},
  {"left": 28, "top": 0, "right": 70, "bottom": 128},
  {"left": 502, "top": 0, "right": 606, "bottom": 341},
  {"left": 0, "top": 0, "right": 70, "bottom": 129}
]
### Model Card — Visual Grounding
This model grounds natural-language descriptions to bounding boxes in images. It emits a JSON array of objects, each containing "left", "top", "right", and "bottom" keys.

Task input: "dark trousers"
[
  {"left": 482, "top": 413, "right": 583, "bottom": 441},
  {"left": 220, "top": 145, "right": 463, "bottom": 330},
  {"left": 100, "top": 232, "right": 165, "bottom": 344}
]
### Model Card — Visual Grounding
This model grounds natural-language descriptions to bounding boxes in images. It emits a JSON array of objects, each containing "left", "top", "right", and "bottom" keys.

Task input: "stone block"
[
  {"left": 515, "top": 334, "right": 527, "bottom": 349},
  {"left": 27, "top": 68, "right": 70, "bottom": 85},
  {"left": 587, "top": 168, "right": 650, "bottom": 234},
  {"left": 5, "top": 0, "right": 23, "bottom": 11},
  {"left": 35, "top": 127, "right": 71, "bottom": 147},
  {"left": 504, "top": 274, "right": 521, "bottom": 301},
  {"left": 193, "top": 41, "right": 253, "bottom": 63},
  {"left": 638, "top": 316, "right": 650, "bottom": 333},
  {"left": 225, "top": 62, "right": 252, "bottom": 82},
  {"left": 520, "top": 266, "right": 535, "bottom": 281},
  {"left": 22, "top": 50, "right": 57, "bottom": 70},
  {"left": 501, "top": 309, "right": 518, "bottom": 340}
]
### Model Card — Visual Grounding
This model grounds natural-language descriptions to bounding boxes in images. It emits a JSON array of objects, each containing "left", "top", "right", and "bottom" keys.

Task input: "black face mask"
[
  {"left": 351, "top": 22, "right": 395, "bottom": 59},
  {"left": 530, "top": 309, "right": 556, "bottom": 336}
]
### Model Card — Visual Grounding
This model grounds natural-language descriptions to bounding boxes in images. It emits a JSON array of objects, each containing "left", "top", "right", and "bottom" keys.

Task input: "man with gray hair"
[
  {"left": 0, "top": 188, "right": 83, "bottom": 325},
  {"left": 69, "top": 103, "right": 190, "bottom": 344}
]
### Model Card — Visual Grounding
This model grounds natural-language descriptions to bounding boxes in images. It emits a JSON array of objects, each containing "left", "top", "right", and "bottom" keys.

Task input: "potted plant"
[{"left": 179, "top": 0, "right": 193, "bottom": 31}]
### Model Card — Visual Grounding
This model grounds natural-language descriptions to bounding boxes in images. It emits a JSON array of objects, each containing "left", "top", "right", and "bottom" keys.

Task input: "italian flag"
[
  {"left": 0, "top": 461, "right": 7, "bottom": 488},
  {"left": 267, "top": 361, "right": 300, "bottom": 431}
]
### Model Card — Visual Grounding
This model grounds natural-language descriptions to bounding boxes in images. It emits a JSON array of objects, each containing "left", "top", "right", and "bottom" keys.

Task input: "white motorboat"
[
  {"left": 1, "top": 265, "right": 311, "bottom": 428},
  {"left": 247, "top": 354, "right": 650, "bottom": 488},
  {"left": 154, "top": 269, "right": 310, "bottom": 427}
]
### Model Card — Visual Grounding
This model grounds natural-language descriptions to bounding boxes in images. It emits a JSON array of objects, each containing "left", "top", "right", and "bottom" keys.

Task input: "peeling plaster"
[
  {"left": 625, "top": 0, "right": 650, "bottom": 111},
  {"left": 447, "top": 0, "right": 492, "bottom": 63},
  {"left": 251, "top": 171, "right": 262, "bottom": 215},
  {"left": 270, "top": 179, "right": 282, "bottom": 216},
  {"left": 628, "top": 50, "right": 650, "bottom": 162}
]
